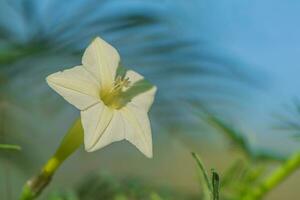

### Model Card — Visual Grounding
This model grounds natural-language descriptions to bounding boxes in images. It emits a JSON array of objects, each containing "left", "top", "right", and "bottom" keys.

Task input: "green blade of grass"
[
  {"left": 191, "top": 152, "right": 213, "bottom": 199},
  {"left": 0, "top": 144, "right": 21, "bottom": 151}
]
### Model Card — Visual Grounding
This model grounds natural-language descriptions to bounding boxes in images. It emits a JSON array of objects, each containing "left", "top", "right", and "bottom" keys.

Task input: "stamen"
[
  {"left": 112, "top": 76, "right": 130, "bottom": 90},
  {"left": 100, "top": 75, "right": 131, "bottom": 109}
]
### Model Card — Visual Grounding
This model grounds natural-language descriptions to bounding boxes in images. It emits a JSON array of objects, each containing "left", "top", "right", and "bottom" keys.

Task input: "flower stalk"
[
  {"left": 19, "top": 119, "right": 83, "bottom": 200},
  {"left": 242, "top": 151, "right": 300, "bottom": 200}
]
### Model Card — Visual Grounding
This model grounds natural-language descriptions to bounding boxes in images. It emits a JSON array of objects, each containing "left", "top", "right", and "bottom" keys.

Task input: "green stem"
[
  {"left": 19, "top": 118, "right": 83, "bottom": 200},
  {"left": 242, "top": 152, "right": 300, "bottom": 200}
]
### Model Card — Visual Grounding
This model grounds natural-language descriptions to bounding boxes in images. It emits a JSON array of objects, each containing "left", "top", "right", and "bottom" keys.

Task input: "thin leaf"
[
  {"left": 0, "top": 144, "right": 21, "bottom": 151},
  {"left": 191, "top": 152, "right": 212, "bottom": 199}
]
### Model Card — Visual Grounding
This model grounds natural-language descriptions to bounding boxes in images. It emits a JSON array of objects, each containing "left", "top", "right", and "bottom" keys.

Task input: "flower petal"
[
  {"left": 125, "top": 70, "right": 157, "bottom": 112},
  {"left": 80, "top": 102, "right": 118, "bottom": 152},
  {"left": 46, "top": 65, "right": 100, "bottom": 110},
  {"left": 82, "top": 37, "right": 120, "bottom": 89},
  {"left": 120, "top": 105, "right": 153, "bottom": 158},
  {"left": 86, "top": 111, "right": 125, "bottom": 152}
]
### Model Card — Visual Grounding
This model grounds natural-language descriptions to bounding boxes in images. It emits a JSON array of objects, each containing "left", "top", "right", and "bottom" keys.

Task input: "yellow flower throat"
[{"left": 100, "top": 75, "right": 130, "bottom": 109}]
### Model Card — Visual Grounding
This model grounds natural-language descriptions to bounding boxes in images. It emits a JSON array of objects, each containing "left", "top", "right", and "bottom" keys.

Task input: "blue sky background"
[{"left": 169, "top": 0, "right": 300, "bottom": 153}]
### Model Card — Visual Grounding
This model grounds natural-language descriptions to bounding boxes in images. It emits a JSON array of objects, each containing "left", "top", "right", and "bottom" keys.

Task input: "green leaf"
[
  {"left": 191, "top": 152, "right": 212, "bottom": 199},
  {"left": 0, "top": 143, "right": 21, "bottom": 151}
]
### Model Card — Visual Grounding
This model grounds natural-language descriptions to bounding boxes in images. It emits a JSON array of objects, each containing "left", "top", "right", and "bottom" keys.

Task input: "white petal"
[
  {"left": 125, "top": 70, "right": 144, "bottom": 82},
  {"left": 125, "top": 70, "right": 157, "bottom": 112},
  {"left": 120, "top": 105, "right": 153, "bottom": 158},
  {"left": 87, "top": 111, "right": 125, "bottom": 151},
  {"left": 46, "top": 65, "right": 100, "bottom": 110},
  {"left": 81, "top": 102, "right": 117, "bottom": 152},
  {"left": 82, "top": 37, "right": 120, "bottom": 89}
]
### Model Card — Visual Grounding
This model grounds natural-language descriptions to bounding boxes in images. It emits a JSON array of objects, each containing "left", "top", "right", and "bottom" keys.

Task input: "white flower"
[{"left": 46, "top": 37, "right": 157, "bottom": 158}]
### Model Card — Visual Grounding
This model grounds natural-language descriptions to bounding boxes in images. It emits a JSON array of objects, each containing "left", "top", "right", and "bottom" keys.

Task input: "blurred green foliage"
[
  {"left": 46, "top": 173, "right": 198, "bottom": 200},
  {"left": 273, "top": 99, "right": 300, "bottom": 138},
  {"left": 189, "top": 113, "right": 300, "bottom": 200}
]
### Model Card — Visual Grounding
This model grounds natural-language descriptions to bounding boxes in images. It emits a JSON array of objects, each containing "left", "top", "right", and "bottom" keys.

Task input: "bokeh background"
[{"left": 1, "top": 0, "right": 300, "bottom": 199}]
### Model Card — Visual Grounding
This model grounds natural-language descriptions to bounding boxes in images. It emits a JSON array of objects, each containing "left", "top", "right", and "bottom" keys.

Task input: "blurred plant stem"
[
  {"left": 241, "top": 151, "right": 300, "bottom": 200},
  {"left": 19, "top": 118, "right": 83, "bottom": 200}
]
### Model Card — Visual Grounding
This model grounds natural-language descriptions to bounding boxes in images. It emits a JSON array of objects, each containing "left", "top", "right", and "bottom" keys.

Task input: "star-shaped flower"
[{"left": 46, "top": 37, "right": 157, "bottom": 158}]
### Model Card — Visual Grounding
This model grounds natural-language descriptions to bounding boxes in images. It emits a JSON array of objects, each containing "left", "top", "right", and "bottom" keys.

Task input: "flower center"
[{"left": 100, "top": 75, "right": 130, "bottom": 109}]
